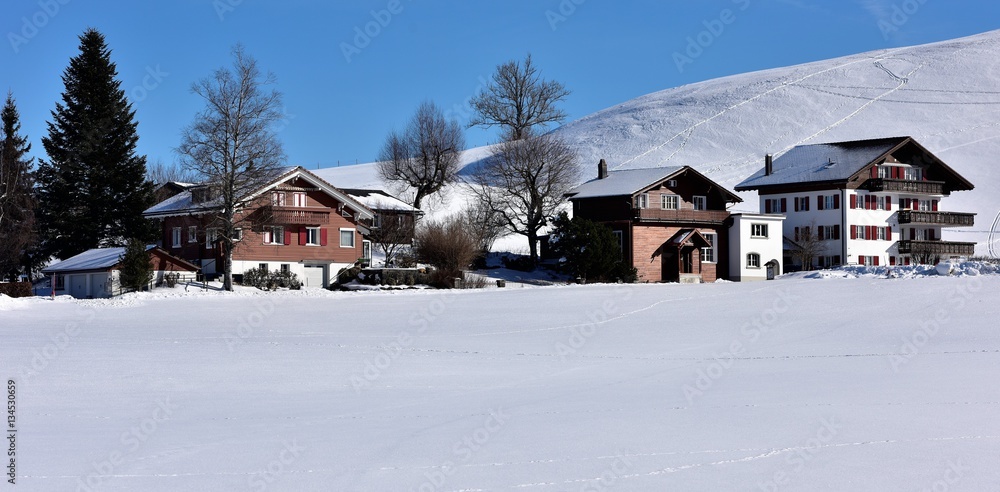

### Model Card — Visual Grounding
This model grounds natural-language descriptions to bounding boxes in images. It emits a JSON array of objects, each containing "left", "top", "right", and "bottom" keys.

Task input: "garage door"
[
  {"left": 303, "top": 265, "right": 326, "bottom": 288},
  {"left": 68, "top": 274, "right": 88, "bottom": 298}
]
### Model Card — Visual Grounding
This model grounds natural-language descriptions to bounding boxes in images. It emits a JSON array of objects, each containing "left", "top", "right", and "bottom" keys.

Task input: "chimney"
[
  {"left": 598, "top": 159, "right": 608, "bottom": 179},
  {"left": 765, "top": 154, "right": 773, "bottom": 176}
]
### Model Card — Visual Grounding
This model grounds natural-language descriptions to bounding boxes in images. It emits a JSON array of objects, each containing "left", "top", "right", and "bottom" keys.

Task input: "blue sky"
[{"left": 2, "top": 0, "right": 998, "bottom": 173}]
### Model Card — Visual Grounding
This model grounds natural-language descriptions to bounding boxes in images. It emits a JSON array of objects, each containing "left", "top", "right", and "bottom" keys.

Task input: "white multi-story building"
[
  {"left": 735, "top": 137, "right": 976, "bottom": 269},
  {"left": 728, "top": 213, "right": 786, "bottom": 281}
]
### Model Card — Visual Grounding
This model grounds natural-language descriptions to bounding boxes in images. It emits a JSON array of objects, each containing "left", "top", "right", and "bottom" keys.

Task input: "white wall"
[
  {"left": 230, "top": 260, "right": 352, "bottom": 288},
  {"left": 729, "top": 214, "right": 785, "bottom": 281}
]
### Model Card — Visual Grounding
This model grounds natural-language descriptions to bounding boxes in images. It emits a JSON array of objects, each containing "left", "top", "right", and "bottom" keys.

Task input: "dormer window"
[
  {"left": 271, "top": 191, "right": 286, "bottom": 207},
  {"left": 692, "top": 196, "right": 707, "bottom": 211},
  {"left": 634, "top": 193, "right": 649, "bottom": 209}
]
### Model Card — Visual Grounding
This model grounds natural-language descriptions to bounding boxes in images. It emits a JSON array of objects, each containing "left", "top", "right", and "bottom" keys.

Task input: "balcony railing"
[
  {"left": 897, "top": 240, "right": 976, "bottom": 256},
  {"left": 633, "top": 208, "right": 730, "bottom": 224},
  {"left": 864, "top": 178, "right": 944, "bottom": 195},
  {"left": 897, "top": 211, "right": 975, "bottom": 227},
  {"left": 254, "top": 205, "right": 330, "bottom": 225}
]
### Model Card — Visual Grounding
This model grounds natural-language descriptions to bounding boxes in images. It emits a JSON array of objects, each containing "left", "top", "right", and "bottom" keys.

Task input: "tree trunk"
[
  {"left": 527, "top": 229, "right": 539, "bottom": 266},
  {"left": 223, "top": 246, "right": 233, "bottom": 291}
]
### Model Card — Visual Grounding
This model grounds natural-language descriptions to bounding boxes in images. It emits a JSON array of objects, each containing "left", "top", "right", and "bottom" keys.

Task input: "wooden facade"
[{"left": 567, "top": 163, "right": 741, "bottom": 283}]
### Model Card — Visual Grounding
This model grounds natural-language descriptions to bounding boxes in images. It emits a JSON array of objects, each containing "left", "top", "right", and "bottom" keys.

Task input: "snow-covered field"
[{"left": 3, "top": 271, "right": 999, "bottom": 491}]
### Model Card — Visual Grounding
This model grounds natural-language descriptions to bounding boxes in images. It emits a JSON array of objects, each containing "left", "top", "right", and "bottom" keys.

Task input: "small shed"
[{"left": 42, "top": 246, "right": 199, "bottom": 298}]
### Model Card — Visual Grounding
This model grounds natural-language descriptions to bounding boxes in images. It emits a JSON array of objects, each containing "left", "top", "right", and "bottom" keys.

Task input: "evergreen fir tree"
[
  {"left": 0, "top": 91, "right": 37, "bottom": 280},
  {"left": 118, "top": 238, "right": 153, "bottom": 293},
  {"left": 36, "top": 28, "right": 154, "bottom": 260}
]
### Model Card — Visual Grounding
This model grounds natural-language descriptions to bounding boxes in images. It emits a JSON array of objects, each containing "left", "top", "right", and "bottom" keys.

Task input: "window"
[
  {"left": 820, "top": 225, "right": 839, "bottom": 241},
  {"left": 877, "top": 227, "right": 887, "bottom": 241},
  {"left": 271, "top": 191, "right": 286, "bottom": 206},
  {"left": 692, "top": 196, "right": 707, "bottom": 211},
  {"left": 661, "top": 194, "right": 679, "bottom": 210},
  {"left": 258, "top": 263, "right": 268, "bottom": 272},
  {"left": 750, "top": 224, "right": 768, "bottom": 238},
  {"left": 206, "top": 228, "right": 219, "bottom": 249},
  {"left": 188, "top": 226, "right": 197, "bottom": 243},
  {"left": 280, "top": 264, "right": 290, "bottom": 273},
  {"left": 764, "top": 198, "right": 785, "bottom": 214},
  {"left": 903, "top": 167, "right": 922, "bottom": 181},
  {"left": 306, "top": 227, "right": 321, "bottom": 246},
  {"left": 171, "top": 227, "right": 182, "bottom": 248},
  {"left": 233, "top": 228, "right": 243, "bottom": 242},
  {"left": 918, "top": 200, "right": 932, "bottom": 212},
  {"left": 263, "top": 226, "right": 284, "bottom": 245},
  {"left": 794, "top": 196, "right": 810, "bottom": 212},
  {"left": 854, "top": 225, "right": 866, "bottom": 240},
  {"left": 877, "top": 166, "right": 892, "bottom": 179},
  {"left": 634, "top": 193, "right": 649, "bottom": 209},
  {"left": 340, "top": 228, "right": 356, "bottom": 248},
  {"left": 747, "top": 253, "right": 761, "bottom": 269},
  {"left": 825, "top": 195, "right": 838, "bottom": 210},
  {"left": 54, "top": 274, "right": 65, "bottom": 290},
  {"left": 293, "top": 192, "right": 307, "bottom": 208},
  {"left": 362, "top": 240, "right": 372, "bottom": 260},
  {"left": 701, "top": 233, "right": 716, "bottom": 263}
]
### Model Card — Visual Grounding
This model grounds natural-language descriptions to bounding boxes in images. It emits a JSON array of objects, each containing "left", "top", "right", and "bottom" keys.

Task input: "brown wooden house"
[
  {"left": 143, "top": 167, "right": 374, "bottom": 288},
  {"left": 565, "top": 160, "right": 742, "bottom": 283}
]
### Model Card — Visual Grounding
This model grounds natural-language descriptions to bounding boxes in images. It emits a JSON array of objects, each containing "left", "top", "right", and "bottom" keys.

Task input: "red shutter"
[
  {"left": 817, "top": 227, "right": 825, "bottom": 241},
  {"left": 885, "top": 197, "right": 892, "bottom": 211},
  {"left": 794, "top": 198, "right": 800, "bottom": 212},
  {"left": 932, "top": 200, "right": 939, "bottom": 212},
  {"left": 781, "top": 198, "right": 787, "bottom": 213},
  {"left": 765, "top": 200, "right": 772, "bottom": 214},
  {"left": 299, "top": 227, "right": 307, "bottom": 245},
  {"left": 890, "top": 256, "right": 896, "bottom": 266},
  {"left": 871, "top": 167, "right": 878, "bottom": 178},
  {"left": 320, "top": 228, "right": 328, "bottom": 246},
  {"left": 804, "top": 197, "right": 810, "bottom": 211},
  {"left": 874, "top": 256, "right": 880, "bottom": 266},
  {"left": 833, "top": 194, "right": 840, "bottom": 209},
  {"left": 912, "top": 199, "right": 919, "bottom": 210},
  {"left": 885, "top": 227, "right": 891, "bottom": 241},
  {"left": 891, "top": 167, "right": 899, "bottom": 179},
  {"left": 284, "top": 229, "right": 292, "bottom": 245},
  {"left": 817, "top": 196, "right": 824, "bottom": 211},
  {"left": 850, "top": 195, "right": 857, "bottom": 209},
  {"left": 859, "top": 255, "right": 865, "bottom": 264},
  {"left": 834, "top": 225, "right": 841, "bottom": 240},
  {"left": 851, "top": 226, "right": 857, "bottom": 240}
]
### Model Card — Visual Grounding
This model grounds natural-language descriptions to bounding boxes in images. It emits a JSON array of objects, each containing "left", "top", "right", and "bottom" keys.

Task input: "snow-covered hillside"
[
  {"left": 316, "top": 30, "right": 1000, "bottom": 255},
  {"left": 3, "top": 272, "right": 999, "bottom": 490}
]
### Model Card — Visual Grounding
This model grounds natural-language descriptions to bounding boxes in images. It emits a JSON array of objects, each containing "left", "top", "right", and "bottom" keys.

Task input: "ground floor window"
[
  {"left": 747, "top": 253, "right": 761, "bottom": 269},
  {"left": 701, "top": 233, "right": 716, "bottom": 263},
  {"left": 172, "top": 227, "right": 182, "bottom": 248},
  {"left": 280, "top": 264, "right": 290, "bottom": 273},
  {"left": 362, "top": 240, "right": 372, "bottom": 260}
]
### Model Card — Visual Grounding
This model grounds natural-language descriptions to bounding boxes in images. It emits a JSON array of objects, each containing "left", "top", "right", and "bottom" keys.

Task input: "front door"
[{"left": 662, "top": 249, "right": 679, "bottom": 283}]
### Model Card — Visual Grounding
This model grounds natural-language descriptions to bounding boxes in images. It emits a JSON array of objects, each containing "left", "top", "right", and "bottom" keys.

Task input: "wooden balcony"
[
  {"left": 897, "top": 240, "right": 976, "bottom": 256},
  {"left": 633, "top": 208, "right": 730, "bottom": 224},
  {"left": 864, "top": 178, "right": 945, "bottom": 195},
  {"left": 253, "top": 205, "right": 330, "bottom": 225},
  {"left": 897, "top": 211, "right": 975, "bottom": 227}
]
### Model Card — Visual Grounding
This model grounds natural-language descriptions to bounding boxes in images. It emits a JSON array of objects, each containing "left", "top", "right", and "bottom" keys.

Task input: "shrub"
[
  {"left": 413, "top": 216, "right": 480, "bottom": 288},
  {"left": 163, "top": 273, "right": 179, "bottom": 288},
  {"left": 549, "top": 212, "right": 638, "bottom": 283},
  {"left": 240, "top": 267, "right": 301, "bottom": 291},
  {"left": 501, "top": 254, "right": 535, "bottom": 272},
  {"left": 0, "top": 282, "right": 32, "bottom": 298}
]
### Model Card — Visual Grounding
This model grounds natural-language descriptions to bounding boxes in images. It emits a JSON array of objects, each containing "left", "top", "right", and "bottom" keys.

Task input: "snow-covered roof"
[
  {"left": 143, "top": 166, "right": 375, "bottom": 220},
  {"left": 736, "top": 137, "right": 907, "bottom": 189},
  {"left": 42, "top": 246, "right": 153, "bottom": 273},
  {"left": 566, "top": 166, "right": 685, "bottom": 199},
  {"left": 341, "top": 189, "right": 422, "bottom": 214}
]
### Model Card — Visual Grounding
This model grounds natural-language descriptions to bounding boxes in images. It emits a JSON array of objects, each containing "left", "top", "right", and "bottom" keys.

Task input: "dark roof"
[
  {"left": 735, "top": 137, "right": 974, "bottom": 192},
  {"left": 42, "top": 246, "right": 199, "bottom": 274},
  {"left": 566, "top": 165, "right": 742, "bottom": 203}
]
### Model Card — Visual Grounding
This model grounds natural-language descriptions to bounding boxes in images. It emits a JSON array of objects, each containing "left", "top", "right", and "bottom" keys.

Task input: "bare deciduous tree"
[
  {"left": 146, "top": 159, "right": 199, "bottom": 185},
  {"left": 469, "top": 54, "right": 570, "bottom": 141},
  {"left": 790, "top": 221, "right": 828, "bottom": 271},
  {"left": 462, "top": 200, "right": 506, "bottom": 256},
  {"left": 368, "top": 212, "right": 415, "bottom": 267},
  {"left": 177, "top": 45, "right": 286, "bottom": 291},
  {"left": 467, "top": 132, "right": 580, "bottom": 264},
  {"left": 377, "top": 101, "right": 464, "bottom": 210}
]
